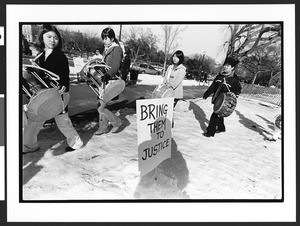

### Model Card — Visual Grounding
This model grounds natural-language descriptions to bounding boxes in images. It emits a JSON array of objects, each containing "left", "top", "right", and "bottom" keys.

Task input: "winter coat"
[
  {"left": 103, "top": 43, "right": 123, "bottom": 78},
  {"left": 163, "top": 64, "right": 186, "bottom": 99},
  {"left": 203, "top": 73, "right": 242, "bottom": 100},
  {"left": 37, "top": 49, "right": 70, "bottom": 92}
]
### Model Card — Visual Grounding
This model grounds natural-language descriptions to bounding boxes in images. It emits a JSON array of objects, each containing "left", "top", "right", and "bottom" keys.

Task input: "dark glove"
[
  {"left": 101, "top": 73, "right": 111, "bottom": 83},
  {"left": 203, "top": 93, "right": 208, "bottom": 100}
]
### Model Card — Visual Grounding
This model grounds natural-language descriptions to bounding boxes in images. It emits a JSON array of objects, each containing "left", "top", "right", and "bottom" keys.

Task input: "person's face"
[
  {"left": 103, "top": 36, "right": 113, "bottom": 46},
  {"left": 95, "top": 50, "right": 100, "bottom": 55},
  {"left": 173, "top": 54, "right": 179, "bottom": 64},
  {"left": 43, "top": 31, "right": 59, "bottom": 50},
  {"left": 221, "top": 63, "right": 234, "bottom": 76}
]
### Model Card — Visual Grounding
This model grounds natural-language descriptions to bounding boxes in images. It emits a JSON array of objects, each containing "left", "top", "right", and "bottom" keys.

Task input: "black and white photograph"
[
  {"left": 21, "top": 22, "right": 282, "bottom": 200},
  {"left": 6, "top": 4, "right": 296, "bottom": 223}
]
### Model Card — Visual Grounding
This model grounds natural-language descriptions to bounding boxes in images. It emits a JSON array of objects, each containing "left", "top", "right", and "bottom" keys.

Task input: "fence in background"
[{"left": 240, "top": 83, "right": 281, "bottom": 106}]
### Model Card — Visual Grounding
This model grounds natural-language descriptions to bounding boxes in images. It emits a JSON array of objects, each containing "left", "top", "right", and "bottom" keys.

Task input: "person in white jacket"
[
  {"left": 92, "top": 48, "right": 103, "bottom": 60},
  {"left": 162, "top": 50, "right": 186, "bottom": 127}
]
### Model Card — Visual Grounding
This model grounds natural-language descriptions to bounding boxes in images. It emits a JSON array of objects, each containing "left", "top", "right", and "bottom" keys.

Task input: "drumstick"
[{"left": 22, "top": 85, "right": 32, "bottom": 98}]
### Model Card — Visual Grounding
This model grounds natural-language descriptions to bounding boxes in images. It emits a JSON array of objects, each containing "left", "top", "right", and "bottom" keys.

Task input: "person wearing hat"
[{"left": 202, "top": 57, "right": 242, "bottom": 137}]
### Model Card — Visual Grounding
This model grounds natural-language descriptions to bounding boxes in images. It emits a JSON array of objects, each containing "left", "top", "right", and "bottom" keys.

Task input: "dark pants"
[{"left": 206, "top": 112, "right": 225, "bottom": 135}]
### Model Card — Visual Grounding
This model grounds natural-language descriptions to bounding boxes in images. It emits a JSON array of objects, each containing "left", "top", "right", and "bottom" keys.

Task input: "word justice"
[{"left": 141, "top": 138, "right": 170, "bottom": 160}]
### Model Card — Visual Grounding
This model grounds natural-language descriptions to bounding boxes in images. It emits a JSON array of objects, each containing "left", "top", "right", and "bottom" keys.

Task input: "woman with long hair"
[
  {"left": 162, "top": 50, "right": 186, "bottom": 127},
  {"left": 94, "top": 27, "right": 124, "bottom": 135},
  {"left": 23, "top": 24, "right": 83, "bottom": 153}
]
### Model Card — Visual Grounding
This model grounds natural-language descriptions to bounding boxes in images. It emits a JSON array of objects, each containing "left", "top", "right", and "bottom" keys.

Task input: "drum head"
[
  {"left": 26, "top": 88, "right": 69, "bottom": 122},
  {"left": 213, "top": 92, "right": 237, "bottom": 117},
  {"left": 101, "top": 80, "right": 125, "bottom": 103},
  {"left": 213, "top": 93, "right": 226, "bottom": 113},
  {"left": 161, "top": 88, "right": 174, "bottom": 98},
  {"left": 152, "top": 85, "right": 174, "bottom": 99}
]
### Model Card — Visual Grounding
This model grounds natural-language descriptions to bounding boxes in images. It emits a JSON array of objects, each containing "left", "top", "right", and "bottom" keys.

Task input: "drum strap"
[{"left": 212, "top": 78, "right": 232, "bottom": 104}]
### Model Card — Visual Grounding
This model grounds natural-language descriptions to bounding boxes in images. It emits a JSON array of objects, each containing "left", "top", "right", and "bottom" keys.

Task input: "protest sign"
[{"left": 136, "top": 97, "right": 174, "bottom": 177}]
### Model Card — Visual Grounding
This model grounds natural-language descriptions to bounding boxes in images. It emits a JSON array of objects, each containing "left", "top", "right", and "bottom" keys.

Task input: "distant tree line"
[
  {"left": 24, "top": 23, "right": 282, "bottom": 88},
  {"left": 223, "top": 24, "right": 282, "bottom": 87}
]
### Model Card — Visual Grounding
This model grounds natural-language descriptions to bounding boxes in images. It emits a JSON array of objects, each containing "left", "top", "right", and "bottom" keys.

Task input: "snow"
[
  {"left": 23, "top": 73, "right": 281, "bottom": 200},
  {"left": 136, "top": 74, "right": 202, "bottom": 86}
]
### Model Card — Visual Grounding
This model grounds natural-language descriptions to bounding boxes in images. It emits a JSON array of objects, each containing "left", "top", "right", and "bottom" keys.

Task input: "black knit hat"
[{"left": 223, "top": 57, "right": 239, "bottom": 67}]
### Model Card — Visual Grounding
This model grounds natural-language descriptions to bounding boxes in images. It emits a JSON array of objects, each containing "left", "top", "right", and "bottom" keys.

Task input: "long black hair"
[
  {"left": 36, "top": 24, "right": 63, "bottom": 51},
  {"left": 101, "top": 27, "right": 119, "bottom": 45}
]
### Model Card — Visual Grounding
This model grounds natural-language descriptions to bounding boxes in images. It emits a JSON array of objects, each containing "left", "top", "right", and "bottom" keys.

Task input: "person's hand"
[
  {"left": 203, "top": 94, "right": 208, "bottom": 100},
  {"left": 23, "top": 104, "right": 28, "bottom": 112},
  {"left": 227, "top": 92, "right": 237, "bottom": 97},
  {"left": 165, "top": 83, "right": 174, "bottom": 89},
  {"left": 86, "top": 67, "right": 96, "bottom": 78},
  {"left": 57, "top": 85, "right": 66, "bottom": 95}
]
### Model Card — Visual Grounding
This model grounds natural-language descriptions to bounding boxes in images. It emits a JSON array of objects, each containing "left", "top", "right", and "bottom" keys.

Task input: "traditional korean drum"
[
  {"left": 213, "top": 92, "right": 237, "bottom": 117},
  {"left": 26, "top": 88, "right": 69, "bottom": 122},
  {"left": 22, "top": 65, "right": 68, "bottom": 122},
  {"left": 100, "top": 79, "right": 125, "bottom": 104},
  {"left": 152, "top": 84, "right": 174, "bottom": 99},
  {"left": 78, "top": 59, "right": 125, "bottom": 103}
]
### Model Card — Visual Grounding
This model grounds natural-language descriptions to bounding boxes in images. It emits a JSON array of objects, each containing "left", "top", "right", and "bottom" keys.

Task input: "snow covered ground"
[
  {"left": 22, "top": 73, "right": 282, "bottom": 200},
  {"left": 135, "top": 74, "right": 204, "bottom": 86}
]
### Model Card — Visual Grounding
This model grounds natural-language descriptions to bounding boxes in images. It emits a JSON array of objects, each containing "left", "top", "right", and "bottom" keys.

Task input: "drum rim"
[
  {"left": 152, "top": 85, "right": 174, "bottom": 99},
  {"left": 213, "top": 93, "right": 226, "bottom": 113},
  {"left": 213, "top": 92, "right": 237, "bottom": 115}
]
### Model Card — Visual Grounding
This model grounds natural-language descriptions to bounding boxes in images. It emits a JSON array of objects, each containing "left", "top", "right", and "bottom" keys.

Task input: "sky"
[{"left": 57, "top": 24, "right": 230, "bottom": 63}]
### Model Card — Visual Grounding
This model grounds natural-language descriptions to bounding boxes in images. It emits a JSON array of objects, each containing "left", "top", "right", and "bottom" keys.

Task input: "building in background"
[{"left": 22, "top": 25, "right": 33, "bottom": 42}]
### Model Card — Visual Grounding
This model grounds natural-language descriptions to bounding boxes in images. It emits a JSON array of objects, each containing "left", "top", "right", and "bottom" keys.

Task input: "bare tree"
[
  {"left": 221, "top": 24, "right": 282, "bottom": 86},
  {"left": 224, "top": 24, "right": 281, "bottom": 61},
  {"left": 161, "top": 25, "right": 187, "bottom": 76},
  {"left": 240, "top": 43, "right": 281, "bottom": 85},
  {"left": 123, "top": 26, "right": 159, "bottom": 64}
]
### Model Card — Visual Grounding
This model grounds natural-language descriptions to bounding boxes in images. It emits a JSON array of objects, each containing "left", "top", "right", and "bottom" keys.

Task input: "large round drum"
[
  {"left": 152, "top": 84, "right": 174, "bottom": 99},
  {"left": 213, "top": 92, "right": 237, "bottom": 117},
  {"left": 78, "top": 59, "right": 109, "bottom": 83},
  {"left": 100, "top": 79, "right": 126, "bottom": 104},
  {"left": 26, "top": 88, "right": 70, "bottom": 122}
]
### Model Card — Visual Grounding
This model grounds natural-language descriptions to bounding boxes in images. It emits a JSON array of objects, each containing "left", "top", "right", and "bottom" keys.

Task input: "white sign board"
[{"left": 136, "top": 97, "right": 174, "bottom": 177}]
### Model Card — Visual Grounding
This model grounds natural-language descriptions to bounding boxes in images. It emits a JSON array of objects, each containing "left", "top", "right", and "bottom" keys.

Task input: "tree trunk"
[
  {"left": 251, "top": 71, "right": 260, "bottom": 84},
  {"left": 268, "top": 71, "right": 280, "bottom": 86}
]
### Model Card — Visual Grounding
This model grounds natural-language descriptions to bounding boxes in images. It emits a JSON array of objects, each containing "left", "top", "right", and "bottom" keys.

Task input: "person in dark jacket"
[
  {"left": 93, "top": 27, "right": 124, "bottom": 135},
  {"left": 120, "top": 46, "right": 131, "bottom": 82},
  {"left": 202, "top": 57, "right": 242, "bottom": 137},
  {"left": 23, "top": 24, "right": 83, "bottom": 153}
]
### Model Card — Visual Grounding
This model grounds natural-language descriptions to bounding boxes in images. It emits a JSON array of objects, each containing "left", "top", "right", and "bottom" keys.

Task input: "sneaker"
[
  {"left": 23, "top": 146, "right": 40, "bottom": 154},
  {"left": 94, "top": 126, "right": 110, "bottom": 135},
  {"left": 203, "top": 132, "right": 214, "bottom": 137},
  {"left": 111, "top": 120, "right": 123, "bottom": 133}
]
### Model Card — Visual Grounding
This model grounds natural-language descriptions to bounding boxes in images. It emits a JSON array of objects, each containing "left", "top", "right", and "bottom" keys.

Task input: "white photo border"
[{"left": 7, "top": 4, "right": 295, "bottom": 222}]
